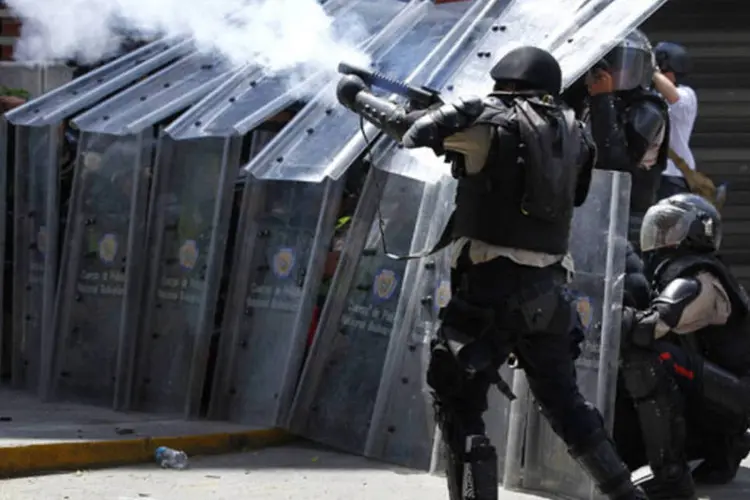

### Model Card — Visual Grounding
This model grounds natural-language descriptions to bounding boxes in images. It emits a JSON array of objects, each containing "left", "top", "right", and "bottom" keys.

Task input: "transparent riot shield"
[
  {"left": 288, "top": 166, "right": 428, "bottom": 461},
  {"left": 207, "top": 173, "right": 343, "bottom": 426},
  {"left": 50, "top": 131, "right": 154, "bottom": 405},
  {"left": 132, "top": 136, "right": 242, "bottom": 415},
  {"left": 10, "top": 125, "right": 59, "bottom": 392},
  {"left": 48, "top": 50, "right": 234, "bottom": 408},
  {"left": 361, "top": 174, "right": 453, "bottom": 470},
  {"left": 513, "top": 170, "right": 631, "bottom": 500}
]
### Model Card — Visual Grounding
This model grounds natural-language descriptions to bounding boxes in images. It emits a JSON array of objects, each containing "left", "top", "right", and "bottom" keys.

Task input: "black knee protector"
[{"left": 621, "top": 352, "right": 692, "bottom": 488}]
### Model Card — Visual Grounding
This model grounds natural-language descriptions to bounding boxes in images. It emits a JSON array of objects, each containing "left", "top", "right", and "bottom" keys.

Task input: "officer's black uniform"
[
  {"left": 337, "top": 46, "right": 646, "bottom": 500},
  {"left": 615, "top": 193, "right": 750, "bottom": 499}
]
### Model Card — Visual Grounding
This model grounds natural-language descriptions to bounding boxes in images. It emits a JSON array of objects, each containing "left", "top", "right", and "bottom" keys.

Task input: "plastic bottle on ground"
[{"left": 154, "top": 446, "right": 189, "bottom": 469}]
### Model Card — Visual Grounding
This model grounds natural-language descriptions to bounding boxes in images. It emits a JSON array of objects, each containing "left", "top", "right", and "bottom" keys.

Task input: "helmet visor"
[
  {"left": 640, "top": 204, "right": 693, "bottom": 252},
  {"left": 600, "top": 46, "right": 652, "bottom": 91}
]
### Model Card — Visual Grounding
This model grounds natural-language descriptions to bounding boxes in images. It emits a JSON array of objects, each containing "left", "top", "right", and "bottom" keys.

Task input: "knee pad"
[
  {"left": 621, "top": 353, "right": 671, "bottom": 400},
  {"left": 622, "top": 354, "right": 688, "bottom": 475}
]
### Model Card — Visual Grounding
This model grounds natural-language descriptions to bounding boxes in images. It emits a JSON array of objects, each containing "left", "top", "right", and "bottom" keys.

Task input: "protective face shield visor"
[
  {"left": 591, "top": 45, "right": 654, "bottom": 91},
  {"left": 640, "top": 203, "right": 694, "bottom": 253}
]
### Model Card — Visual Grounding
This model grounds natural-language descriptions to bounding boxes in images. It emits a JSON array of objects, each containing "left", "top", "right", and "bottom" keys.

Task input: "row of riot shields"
[
  {"left": 2, "top": 38, "right": 193, "bottom": 390},
  {"left": 0, "top": 0, "right": 664, "bottom": 497},
  {"left": 0, "top": 0, "right": 427, "bottom": 414}
]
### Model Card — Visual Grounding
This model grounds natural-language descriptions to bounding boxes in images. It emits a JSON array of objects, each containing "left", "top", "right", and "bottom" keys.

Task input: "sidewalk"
[{"left": 0, "top": 388, "right": 294, "bottom": 478}]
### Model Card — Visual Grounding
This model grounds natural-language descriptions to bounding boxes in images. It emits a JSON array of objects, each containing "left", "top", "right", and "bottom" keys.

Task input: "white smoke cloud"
[{"left": 5, "top": 0, "right": 371, "bottom": 79}]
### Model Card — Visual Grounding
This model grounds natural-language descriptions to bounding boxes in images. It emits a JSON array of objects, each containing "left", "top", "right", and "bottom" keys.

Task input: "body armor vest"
[
  {"left": 654, "top": 254, "right": 750, "bottom": 375},
  {"left": 451, "top": 95, "right": 583, "bottom": 255},
  {"left": 620, "top": 91, "right": 670, "bottom": 214}
]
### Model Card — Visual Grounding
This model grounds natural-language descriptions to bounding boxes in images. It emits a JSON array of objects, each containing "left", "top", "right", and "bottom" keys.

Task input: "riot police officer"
[
  {"left": 616, "top": 193, "right": 750, "bottom": 499},
  {"left": 585, "top": 29, "right": 670, "bottom": 247},
  {"left": 336, "top": 46, "right": 646, "bottom": 500}
]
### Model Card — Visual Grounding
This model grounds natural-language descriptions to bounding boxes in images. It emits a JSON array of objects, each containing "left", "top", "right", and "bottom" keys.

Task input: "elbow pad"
[
  {"left": 625, "top": 101, "right": 667, "bottom": 166},
  {"left": 652, "top": 277, "right": 702, "bottom": 329},
  {"left": 402, "top": 96, "right": 484, "bottom": 149}
]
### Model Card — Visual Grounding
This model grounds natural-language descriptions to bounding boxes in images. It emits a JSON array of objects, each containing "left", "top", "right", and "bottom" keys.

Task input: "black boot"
[
  {"left": 641, "top": 464, "right": 697, "bottom": 500},
  {"left": 443, "top": 434, "right": 498, "bottom": 500},
  {"left": 462, "top": 435, "right": 498, "bottom": 500},
  {"left": 692, "top": 430, "right": 750, "bottom": 485},
  {"left": 571, "top": 434, "right": 647, "bottom": 500}
]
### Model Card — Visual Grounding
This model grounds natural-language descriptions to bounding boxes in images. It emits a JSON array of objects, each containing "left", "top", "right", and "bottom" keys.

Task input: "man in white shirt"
[{"left": 652, "top": 42, "right": 699, "bottom": 199}]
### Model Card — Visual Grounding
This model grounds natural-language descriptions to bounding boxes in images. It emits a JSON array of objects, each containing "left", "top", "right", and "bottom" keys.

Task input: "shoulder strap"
[{"left": 667, "top": 148, "right": 694, "bottom": 179}]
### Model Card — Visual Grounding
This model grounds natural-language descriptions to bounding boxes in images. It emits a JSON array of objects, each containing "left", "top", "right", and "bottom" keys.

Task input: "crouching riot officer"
[
  {"left": 336, "top": 46, "right": 646, "bottom": 500},
  {"left": 615, "top": 193, "right": 750, "bottom": 499}
]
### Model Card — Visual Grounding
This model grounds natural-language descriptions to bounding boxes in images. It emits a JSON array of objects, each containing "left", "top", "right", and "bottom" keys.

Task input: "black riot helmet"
[
  {"left": 640, "top": 193, "right": 722, "bottom": 254},
  {"left": 490, "top": 46, "right": 562, "bottom": 97},
  {"left": 595, "top": 29, "right": 655, "bottom": 91},
  {"left": 654, "top": 42, "right": 692, "bottom": 82}
]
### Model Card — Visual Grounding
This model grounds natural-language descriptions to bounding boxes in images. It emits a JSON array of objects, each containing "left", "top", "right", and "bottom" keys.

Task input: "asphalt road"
[{"left": 1, "top": 443, "right": 748, "bottom": 500}]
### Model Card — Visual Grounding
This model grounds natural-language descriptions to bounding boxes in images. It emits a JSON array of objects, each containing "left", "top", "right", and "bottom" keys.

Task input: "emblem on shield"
[
  {"left": 36, "top": 226, "right": 47, "bottom": 255},
  {"left": 98, "top": 233, "right": 118, "bottom": 264},
  {"left": 435, "top": 280, "right": 451, "bottom": 309},
  {"left": 576, "top": 295, "right": 593, "bottom": 331},
  {"left": 272, "top": 247, "right": 295, "bottom": 278},
  {"left": 373, "top": 268, "right": 398, "bottom": 301},
  {"left": 179, "top": 240, "right": 199, "bottom": 270}
]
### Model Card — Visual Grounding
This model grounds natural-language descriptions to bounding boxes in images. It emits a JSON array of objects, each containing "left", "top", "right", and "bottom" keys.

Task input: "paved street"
[{"left": 1, "top": 443, "right": 749, "bottom": 499}]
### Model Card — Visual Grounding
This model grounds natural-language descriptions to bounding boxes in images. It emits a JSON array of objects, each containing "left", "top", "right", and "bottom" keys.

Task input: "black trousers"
[{"left": 427, "top": 254, "right": 605, "bottom": 452}]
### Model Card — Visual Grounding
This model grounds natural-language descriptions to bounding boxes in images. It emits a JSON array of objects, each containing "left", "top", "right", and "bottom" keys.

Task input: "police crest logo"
[
  {"left": 576, "top": 295, "right": 594, "bottom": 331},
  {"left": 179, "top": 240, "right": 199, "bottom": 270},
  {"left": 98, "top": 233, "right": 118, "bottom": 264},
  {"left": 272, "top": 247, "right": 295, "bottom": 278},
  {"left": 372, "top": 268, "right": 398, "bottom": 301},
  {"left": 36, "top": 226, "right": 47, "bottom": 256},
  {"left": 435, "top": 279, "right": 451, "bottom": 309}
]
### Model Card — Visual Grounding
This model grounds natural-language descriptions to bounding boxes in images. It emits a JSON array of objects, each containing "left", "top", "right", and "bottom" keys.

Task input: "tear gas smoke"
[{"left": 5, "top": 0, "right": 371, "bottom": 89}]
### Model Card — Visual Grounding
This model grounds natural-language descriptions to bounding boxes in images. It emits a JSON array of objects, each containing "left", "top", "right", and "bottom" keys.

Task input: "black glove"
[{"left": 620, "top": 306, "right": 659, "bottom": 351}]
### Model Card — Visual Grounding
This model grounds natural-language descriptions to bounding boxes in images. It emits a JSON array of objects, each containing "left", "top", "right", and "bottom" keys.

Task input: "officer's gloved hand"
[{"left": 620, "top": 306, "right": 658, "bottom": 351}]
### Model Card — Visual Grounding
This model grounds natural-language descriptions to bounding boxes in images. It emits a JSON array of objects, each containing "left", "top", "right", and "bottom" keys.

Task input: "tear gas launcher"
[{"left": 335, "top": 62, "right": 443, "bottom": 142}]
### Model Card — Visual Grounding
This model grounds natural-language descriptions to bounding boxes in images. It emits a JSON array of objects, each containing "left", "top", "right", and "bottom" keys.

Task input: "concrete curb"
[{"left": 0, "top": 427, "right": 296, "bottom": 478}]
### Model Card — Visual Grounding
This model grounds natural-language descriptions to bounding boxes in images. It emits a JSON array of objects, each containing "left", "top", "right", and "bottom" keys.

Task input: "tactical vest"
[
  {"left": 451, "top": 95, "right": 583, "bottom": 255},
  {"left": 654, "top": 254, "right": 750, "bottom": 375},
  {"left": 620, "top": 91, "right": 671, "bottom": 214}
]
